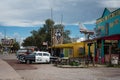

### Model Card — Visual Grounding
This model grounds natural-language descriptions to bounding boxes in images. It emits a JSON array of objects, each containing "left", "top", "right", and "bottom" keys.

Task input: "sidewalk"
[{"left": 0, "top": 59, "right": 23, "bottom": 80}]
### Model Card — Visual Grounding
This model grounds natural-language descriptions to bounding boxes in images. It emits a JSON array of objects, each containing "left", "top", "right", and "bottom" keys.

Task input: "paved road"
[
  {"left": 1, "top": 54, "right": 120, "bottom": 80},
  {"left": 16, "top": 64, "right": 120, "bottom": 80}
]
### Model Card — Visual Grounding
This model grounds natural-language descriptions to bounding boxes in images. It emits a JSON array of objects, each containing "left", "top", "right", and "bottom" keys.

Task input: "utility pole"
[
  {"left": 51, "top": 8, "right": 53, "bottom": 55},
  {"left": 61, "top": 14, "right": 63, "bottom": 25},
  {"left": 51, "top": 8, "right": 53, "bottom": 20},
  {"left": 4, "top": 29, "right": 6, "bottom": 39},
  {"left": 51, "top": 27, "right": 53, "bottom": 55}
]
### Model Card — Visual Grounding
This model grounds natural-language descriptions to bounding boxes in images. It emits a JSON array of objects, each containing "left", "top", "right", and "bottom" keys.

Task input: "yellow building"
[{"left": 52, "top": 41, "right": 95, "bottom": 58}]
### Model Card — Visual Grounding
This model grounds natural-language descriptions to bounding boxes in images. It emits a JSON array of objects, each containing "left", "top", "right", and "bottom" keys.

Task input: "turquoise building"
[
  {"left": 95, "top": 8, "right": 120, "bottom": 63},
  {"left": 96, "top": 8, "right": 120, "bottom": 37}
]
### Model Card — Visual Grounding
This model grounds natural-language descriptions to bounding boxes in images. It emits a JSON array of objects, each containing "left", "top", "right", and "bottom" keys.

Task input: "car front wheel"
[
  {"left": 19, "top": 56, "right": 25, "bottom": 63},
  {"left": 26, "top": 60, "right": 31, "bottom": 64}
]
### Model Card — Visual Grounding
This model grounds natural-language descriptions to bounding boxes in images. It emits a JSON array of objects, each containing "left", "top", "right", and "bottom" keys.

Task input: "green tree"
[
  {"left": 22, "top": 36, "right": 36, "bottom": 46},
  {"left": 22, "top": 19, "right": 71, "bottom": 50},
  {"left": 43, "top": 19, "right": 54, "bottom": 46},
  {"left": 22, "top": 19, "right": 54, "bottom": 49},
  {"left": 11, "top": 42, "right": 20, "bottom": 52},
  {"left": 63, "top": 30, "right": 71, "bottom": 43}
]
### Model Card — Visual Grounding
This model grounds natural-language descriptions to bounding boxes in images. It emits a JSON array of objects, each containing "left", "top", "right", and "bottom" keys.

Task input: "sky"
[{"left": 0, "top": 0, "right": 120, "bottom": 42}]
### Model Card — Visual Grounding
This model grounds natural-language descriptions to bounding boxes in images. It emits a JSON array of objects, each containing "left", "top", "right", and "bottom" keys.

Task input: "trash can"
[{"left": 111, "top": 56, "right": 118, "bottom": 65}]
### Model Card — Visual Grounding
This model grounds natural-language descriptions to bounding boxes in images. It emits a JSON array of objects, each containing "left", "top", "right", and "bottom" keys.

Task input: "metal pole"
[{"left": 51, "top": 8, "right": 53, "bottom": 20}]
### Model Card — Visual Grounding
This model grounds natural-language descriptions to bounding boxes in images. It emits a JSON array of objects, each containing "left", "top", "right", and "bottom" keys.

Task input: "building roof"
[
  {"left": 52, "top": 42, "right": 84, "bottom": 48},
  {"left": 97, "top": 8, "right": 119, "bottom": 20},
  {"left": 107, "top": 8, "right": 118, "bottom": 12}
]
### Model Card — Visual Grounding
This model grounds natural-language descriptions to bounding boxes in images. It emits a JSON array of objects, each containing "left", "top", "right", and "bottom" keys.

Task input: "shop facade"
[
  {"left": 52, "top": 42, "right": 85, "bottom": 58},
  {"left": 95, "top": 8, "right": 120, "bottom": 64}
]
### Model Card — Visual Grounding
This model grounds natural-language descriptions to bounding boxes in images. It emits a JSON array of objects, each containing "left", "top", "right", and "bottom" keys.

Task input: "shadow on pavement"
[{"left": 3, "top": 59, "right": 37, "bottom": 70}]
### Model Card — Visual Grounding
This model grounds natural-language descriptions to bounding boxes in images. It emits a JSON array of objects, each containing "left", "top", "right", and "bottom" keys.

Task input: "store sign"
[
  {"left": 53, "top": 28, "right": 63, "bottom": 45},
  {"left": 1, "top": 39, "right": 14, "bottom": 47},
  {"left": 96, "top": 9, "right": 120, "bottom": 24},
  {"left": 55, "top": 29, "right": 62, "bottom": 41}
]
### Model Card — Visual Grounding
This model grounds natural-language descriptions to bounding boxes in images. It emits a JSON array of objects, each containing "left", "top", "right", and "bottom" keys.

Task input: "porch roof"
[
  {"left": 98, "top": 34, "right": 120, "bottom": 40},
  {"left": 52, "top": 42, "right": 84, "bottom": 48}
]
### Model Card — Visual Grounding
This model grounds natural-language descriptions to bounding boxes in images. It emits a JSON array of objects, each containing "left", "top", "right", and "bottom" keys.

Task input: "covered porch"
[{"left": 96, "top": 34, "right": 120, "bottom": 64}]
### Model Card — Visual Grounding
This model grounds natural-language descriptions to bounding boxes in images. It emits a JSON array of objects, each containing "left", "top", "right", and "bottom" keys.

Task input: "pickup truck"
[{"left": 17, "top": 51, "right": 51, "bottom": 64}]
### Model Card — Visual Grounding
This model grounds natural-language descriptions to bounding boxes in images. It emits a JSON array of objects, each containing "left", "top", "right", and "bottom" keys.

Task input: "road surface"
[{"left": 1, "top": 54, "right": 120, "bottom": 80}]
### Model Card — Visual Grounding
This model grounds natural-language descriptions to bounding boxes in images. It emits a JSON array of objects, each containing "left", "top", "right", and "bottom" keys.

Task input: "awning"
[
  {"left": 52, "top": 42, "right": 84, "bottom": 48},
  {"left": 101, "top": 34, "right": 120, "bottom": 40}
]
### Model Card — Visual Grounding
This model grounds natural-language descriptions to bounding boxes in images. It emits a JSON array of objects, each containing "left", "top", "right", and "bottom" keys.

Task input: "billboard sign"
[{"left": 1, "top": 39, "right": 14, "bottom": 47}]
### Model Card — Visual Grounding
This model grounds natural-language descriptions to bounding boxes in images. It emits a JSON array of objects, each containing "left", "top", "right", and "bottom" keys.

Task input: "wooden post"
[
  {"left": 109, "top": 45, "right": 112, "bottom": 65},
  {"left": 93, "top": 42, "right": 96, "bottom": 67},
  {"left": 101, "top": 40, "right": 105, "bottom": 64}
]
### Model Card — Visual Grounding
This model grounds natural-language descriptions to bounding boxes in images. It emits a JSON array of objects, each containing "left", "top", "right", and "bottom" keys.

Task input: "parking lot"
[{"left": 1, "top": 54, "right": 120, "bottom": 80}]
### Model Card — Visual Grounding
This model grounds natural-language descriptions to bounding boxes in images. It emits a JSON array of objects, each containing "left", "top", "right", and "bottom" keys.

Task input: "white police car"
[{"left": 17, "top": 51, "right": 51, "bottom": 64}]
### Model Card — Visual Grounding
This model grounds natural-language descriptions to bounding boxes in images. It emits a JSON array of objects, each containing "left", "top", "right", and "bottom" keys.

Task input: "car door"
[
  {"left": 35, "top": 52, "right": 42, "bottom": 63},
  {"left": 43, "top": 52, "right": 50, "bottom": 63}
]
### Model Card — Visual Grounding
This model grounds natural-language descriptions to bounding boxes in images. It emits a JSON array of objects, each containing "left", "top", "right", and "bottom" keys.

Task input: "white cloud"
[
  {"left": 13, "top": 32, "right": 24, "bottom": 45},
  {"left": 13, "top": 33, "right": 24, "bottom": 43},
  {"left": 83, "top": 20, "right": 96, "bottom": 24},
  {"left": 0, "top": 0, "right": 98, "bottom": 27},
  {"left": 0, "top": 0, "right": 117, "bottom": 27},
  {"left": 77, "top": 37, "right": 85, "bottom": 42},
  {"left": 68, "top": 20, "right": 96, "bottom": 26},
  {"left": 0, "top": 0, "right": 53, "bottom": 27},
  {"left": 13, "top": 32, "right": 20, "bottom": 38},
  {"left": 100, "top": 0, "right": 120, "bottom": 8},
  {"left": 0, "top": 32, "right": 4, "bottom": 39},
  {"left": 2, "top": 20, "right": 44, "bottom": 27}
]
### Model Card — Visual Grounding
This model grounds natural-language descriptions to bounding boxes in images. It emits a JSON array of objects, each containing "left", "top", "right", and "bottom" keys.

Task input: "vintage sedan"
[{"left": 17, "top": 51, "right": 51, "bottom": 64}]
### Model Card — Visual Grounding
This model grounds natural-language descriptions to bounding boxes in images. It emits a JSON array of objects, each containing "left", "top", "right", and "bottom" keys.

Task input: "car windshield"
[
  {"left": 36, "top": 53, "right": 42, "bottom": 56},
  {"left": 43, "top": 53, "right": 49, "bottom": 56},
  {"left": 29, "top": 53, "right": 36, "bottom": 55},
  {"left": 17, "top": 49, "right": 27, "bottom": 52}
]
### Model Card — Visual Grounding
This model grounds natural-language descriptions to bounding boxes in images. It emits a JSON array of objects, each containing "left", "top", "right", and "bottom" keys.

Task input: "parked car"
[
  {"left": 16, "top": 48, "right": 32, "bottom": 60},
  {"left": 17, "top": 51, "right": 51, "bottom": 64},
  {"left": 50, "top": 56, "right": 58, "bottom": 63}
]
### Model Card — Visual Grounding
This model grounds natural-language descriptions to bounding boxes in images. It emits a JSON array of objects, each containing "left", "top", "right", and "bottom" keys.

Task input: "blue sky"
[
  {"left": 64, "top": 24, "right": 95, "bottom": 38},
  {"left": 0, "top": 26, "right": 39, "bottom": 38},
  {"left": 0, "top": 0, "right": 120, "bottom": 42},
  {"left": 0, "top": 24, "right": 95, "bottom": 41}
]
